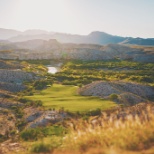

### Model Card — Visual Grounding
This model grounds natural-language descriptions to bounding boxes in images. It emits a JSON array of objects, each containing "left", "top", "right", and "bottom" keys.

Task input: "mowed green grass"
[{"left": 25, "top": 84, "right": 116, "bottom": 112}]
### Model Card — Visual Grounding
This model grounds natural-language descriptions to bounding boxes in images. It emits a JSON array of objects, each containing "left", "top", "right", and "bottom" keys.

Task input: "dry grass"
[
  {"left": 4, "top": 103, "right": 154, "bottom": 154},
  {"left": 60, "top": 103, "right": 154, "bottom": 153}
]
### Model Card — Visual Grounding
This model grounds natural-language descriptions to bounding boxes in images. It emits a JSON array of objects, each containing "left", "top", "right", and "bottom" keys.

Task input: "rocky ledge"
[
  {"left": 79, "top": 81, "right": 154, "bottom": 105},
  {"left": 0, "top": 69, "right": 36, "bottom": 92}
]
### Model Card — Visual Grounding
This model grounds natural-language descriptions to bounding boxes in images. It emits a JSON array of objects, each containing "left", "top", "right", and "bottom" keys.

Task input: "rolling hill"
[
  {"left": 0, "top": 28, "right": 154, "bottom": 45},
  {"left": 0, "top": 39, "right": 154, "bottom": 62}
]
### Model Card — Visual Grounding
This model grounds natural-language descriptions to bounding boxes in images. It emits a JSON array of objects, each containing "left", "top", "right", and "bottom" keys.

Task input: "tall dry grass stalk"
[{"left": 62, "top": 103, "right": 154, "bottom": 153}]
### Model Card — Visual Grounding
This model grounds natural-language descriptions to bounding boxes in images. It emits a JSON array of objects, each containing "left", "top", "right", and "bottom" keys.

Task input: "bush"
[
  {"left": 139, "top": 76, "right": 153, "bottom": 83},
  {"left": 16, "top": 120, "right": 27, "bottom": 131},
  {"left": 33, "top": 100, "right": 43, "bottom": 107},
  {"left": 33, "top": 79, "right": 53, "bottom": 90},
  {"left": 0, "top": 134, "right": 7, "bottom": 142},
  {"left": 31, "top": 143, "right": 52, "bottom": 153},
  {"left": 18, "top": 98, "right": 29, "bottom": 103},
  {"left": 87, "top": 108, "right": 101, "bottom": 116},
  {"left": 11, "top": 106, "right": 24, "bottom": 118},
  {"left": 109, "top": 93, "right": 118, "bottom": 100},
  {"left": 20, "top": 126, "right": 66, "bottom": 141},
  {"left": 10, "top": 130, "right": 16, "bottom": 136},
  {"left": 20, "top": 128, "right": 42, "bottom": 141}
]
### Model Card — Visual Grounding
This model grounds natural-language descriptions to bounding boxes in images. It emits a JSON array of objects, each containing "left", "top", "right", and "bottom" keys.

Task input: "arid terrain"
[
  {"left": 0, "top": 29, "right": 154, "bottom": 154},
  {"left": 0, "top": 39, "right": 154, "bottom": 62}
]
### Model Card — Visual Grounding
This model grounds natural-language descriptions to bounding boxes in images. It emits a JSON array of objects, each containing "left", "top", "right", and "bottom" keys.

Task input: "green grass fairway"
[{"left": 25, "top": 84, "right": 116, "bottom": 112}]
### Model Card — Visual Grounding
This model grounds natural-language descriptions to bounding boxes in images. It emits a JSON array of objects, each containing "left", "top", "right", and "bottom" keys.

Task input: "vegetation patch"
[
  {"left": 25, "top": 84, "right": 116, "bottom": 112},
  {"left": 52, "top": 60, "right": 154, "bottom": 86},
  {"left": 20, "top": 125, "right": 66, "bottom": 141},
  {"left": 31, "top": 142, "right": 52, "bottom": 153}
]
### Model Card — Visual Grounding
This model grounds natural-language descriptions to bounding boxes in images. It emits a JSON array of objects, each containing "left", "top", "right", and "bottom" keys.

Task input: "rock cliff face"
[
  {"left": 0, "top": 82, "right": 25, "bottom": 92},
  {"left": 0, "top": 70, "right": 34, "bottom": 83},
  {"left": 0, "top": 68, "right": 35, "bottom": 92},
  {"left": 24, "top": 107, "right": 67, "bottom": 128},
  {"left": 0, "top": 41, "right": 154, "bottom": 62},
  {"left": 79, "top": 81, "right": 154, "bottom": 105}
]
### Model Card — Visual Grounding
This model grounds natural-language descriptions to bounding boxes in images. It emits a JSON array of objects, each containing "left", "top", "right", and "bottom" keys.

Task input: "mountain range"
[
  {"left": 0, "top": 28, "right": 154, "bottom": 46},
  {"left": 0, "top": 38, "right": 154, "bottom": 62}
]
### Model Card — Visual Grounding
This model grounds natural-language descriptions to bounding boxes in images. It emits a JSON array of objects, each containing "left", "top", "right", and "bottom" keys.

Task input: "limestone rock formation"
[{"left": 79, "top": 81, "right": 154, "bottom": 105}]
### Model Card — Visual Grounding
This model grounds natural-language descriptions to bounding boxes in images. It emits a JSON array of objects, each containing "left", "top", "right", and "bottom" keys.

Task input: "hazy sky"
[{"left": 0, "top": 0, "right": 154, "bottom": 38}]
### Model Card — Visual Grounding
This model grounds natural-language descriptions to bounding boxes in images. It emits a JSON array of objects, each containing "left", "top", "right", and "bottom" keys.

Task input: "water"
[
  {"left": 46, "top": 62, "right": 62, "bottom": 74},
  {"left": 47, "top": 66, "right": 58, "bottom": 74}
]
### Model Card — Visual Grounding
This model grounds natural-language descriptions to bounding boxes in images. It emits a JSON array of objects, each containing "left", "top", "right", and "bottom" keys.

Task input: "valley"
[
  {"left": 0, "top": 25, "right": 154, "bottom": 154},
  {"left": 0, "top": 57, "right": 154, "bottom": 154},
  {"left": 0, "top": 0, "right": 154, "bottom": 153},
  {"left": 24, "top": 84, "right": 116, "bottom": 112}
]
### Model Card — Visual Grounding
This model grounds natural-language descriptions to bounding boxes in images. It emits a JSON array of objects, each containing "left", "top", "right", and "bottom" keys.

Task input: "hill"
[
  {"left": 79, "top": 81, "right": 154, "bottom": 105},
  {"left": 120, "top": 37, "right": 154, "bottom": 46},
  {"left": 0, "top": 28, "right": 21, "bottom": 40},
  {"left": 0, "top": 28, "right": 154, "bottom": 45},
  {"left": 9, "top": 31, "right": 154, "bottom": 45},
  {"left": 0, "top": 40, "right": 154, "bottom": 62}
]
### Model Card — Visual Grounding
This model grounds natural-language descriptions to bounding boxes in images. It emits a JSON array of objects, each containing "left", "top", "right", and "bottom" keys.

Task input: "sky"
[{"left": 0, "top": 0, "right": 154, "bottom": 38}]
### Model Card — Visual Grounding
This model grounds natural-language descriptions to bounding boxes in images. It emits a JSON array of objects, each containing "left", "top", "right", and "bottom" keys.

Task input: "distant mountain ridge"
[
  {"left": 0, "top": 28, "right": 154, "bottom": 46},
  {"left": 0, "top": 39, "right": 154, "bottom": 62},
  {"left": 0, "top": 28, "right": 21, "bottom": 40}
]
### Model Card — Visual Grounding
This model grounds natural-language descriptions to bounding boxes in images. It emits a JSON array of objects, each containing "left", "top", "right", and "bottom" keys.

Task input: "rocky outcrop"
[
  {"left": 118, "top": 93, "right": 145, "bottom": 105},
  {"left": 0, "top": 108, "right": 16, "bottom": 136},
  {"left": 0, "top": 82, "right": 25, "bottom": 92},
  {"left": 0, "top": 69, "right": 35, "bottom": 92},
  {"left": 24, "top": 107, "right": 67, "bottom": 128},
  {"left": 0, "top": 69, "right": 34, "bottom": 83},
  {"left": 79, "top": 81, "right": 154, "bottom": 105},
  {"left": 28, "top": 110, "right": 67, "bottom": 128},
  {"left": 0, "top": 41, "right": 154, "bottom": 62},
  {"left": 79, "top": 81, "right": 154, "bottom": 97}
]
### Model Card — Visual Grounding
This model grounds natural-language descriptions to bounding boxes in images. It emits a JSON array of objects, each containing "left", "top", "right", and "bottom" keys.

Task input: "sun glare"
[{"left": 13, "top": 0, "right": 71, "bottom": 32}]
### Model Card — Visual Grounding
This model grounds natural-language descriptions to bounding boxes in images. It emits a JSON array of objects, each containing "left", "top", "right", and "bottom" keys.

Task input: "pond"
[
  {"left": 46, "top": 62, "right": 62, "bottom": 74},
  {"left": 47, "top": 66, "right": 58, "bottom": 74}
]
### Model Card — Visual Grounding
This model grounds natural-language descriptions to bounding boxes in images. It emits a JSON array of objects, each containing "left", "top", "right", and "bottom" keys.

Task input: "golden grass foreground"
[
  {"left": 53, "top": 103, "right": 154, "bottom": 154},
  {"left": 5, "top": 103, "right": 154, "bottom": 154}
]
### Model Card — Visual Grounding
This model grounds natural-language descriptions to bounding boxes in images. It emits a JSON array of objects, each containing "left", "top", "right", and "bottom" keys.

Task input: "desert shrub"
[
  {"left": 10, "top": 130, "right": 16, "bottom": 136},
  {"left": 139, "top": 76, "right": 153, "bottom": 83},
  {"left": 33, "top": 79, "right": 53, "bottom": 90},
  {"left": 109, "top": 93, "right": 118, "bottom": 100},
  {"left": 1, "top": 110, "right": 9, "bottom": 115},
  {"left": 78, "top": 83, "right": 83, "bottom": 88},
  {"left": 20, "top": 128, "right": 42, "bottom": 141},
  {"left": 18, "top": 98, "right": 29, "bottom": 103},
  {"left": 53, "top": 60, "right": 154, "bottom": 86},
  {"left": 31, "top": 143, "right": 52, "bottom": 153},
  {"left": 11, "top": 106, "right": 24, "bottom": 118},
  {"left": 0, "top": 134, "right": 7, "bottom": 142},
  {"left": 42, "top": 126, "right": 66, "bottom": 136},
  {"left": 16, "top": 120, "right": 27, "bottom": 130},
  {"left": 82, "top": 115, "right": 89, "bottom": 121},
  {"left": 20, "top": 126, "right": 66, "bottom": 141},
  {"left": 87, "top": 108, "right": 101, "bottom": 116},
  {"left": 26, "top": 100, "right": 42, "bottom": 107},
  {"left": 32, "top": 100, "right": 43, "bottom": 107}
]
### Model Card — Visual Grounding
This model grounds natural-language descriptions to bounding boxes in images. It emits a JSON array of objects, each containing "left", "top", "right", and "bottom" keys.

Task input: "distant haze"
[{"left": 0, "top": 0, "right": 154, "bottom": 38}]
